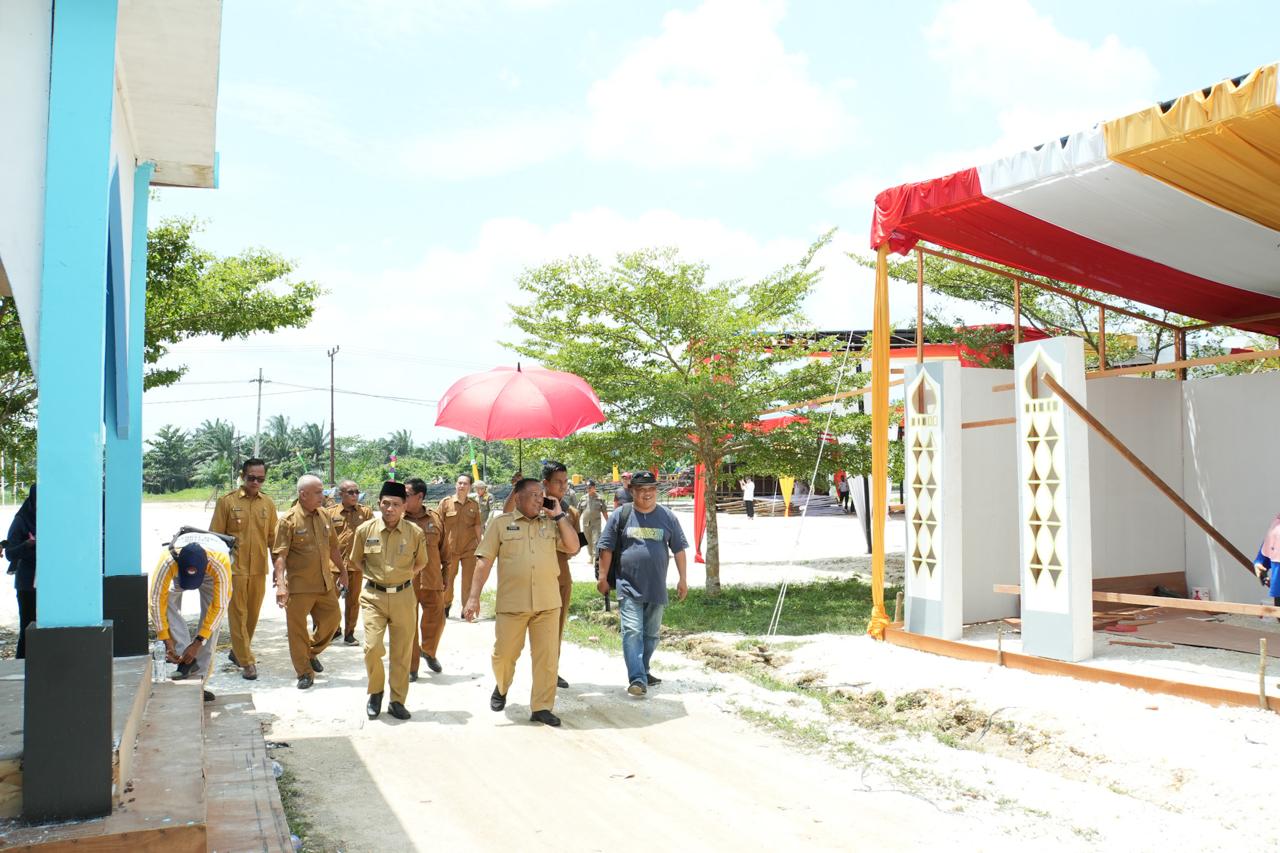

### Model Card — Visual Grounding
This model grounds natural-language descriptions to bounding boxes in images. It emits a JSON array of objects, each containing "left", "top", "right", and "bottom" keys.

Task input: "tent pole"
[
  {"left": 1014, "top": 279, "right": 1022, "bottom": 345},
  {"left": 1098, "top": 306, "right": 1106, "bottom": 369},
  {"left": 867, "top": 245, "right": 891, "bottom": 640},
  {"left": 915, "top": 249, "right": 924, "bottom": 363}
]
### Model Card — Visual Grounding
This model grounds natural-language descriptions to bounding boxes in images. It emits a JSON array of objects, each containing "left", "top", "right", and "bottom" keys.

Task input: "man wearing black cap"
[
  {"left": 596, "top": 470, "right": 689, "bottom": 697},
  {"left": 349, "top": 481, "right": 429, "bottom": 720},
  {"left": 149, "top": 536, "right": 233, "bottom": 701}
]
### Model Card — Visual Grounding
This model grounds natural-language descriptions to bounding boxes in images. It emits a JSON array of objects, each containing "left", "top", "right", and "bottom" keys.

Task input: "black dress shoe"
[
  {"left": 297, "top": 674, "right": 314, "bottom": 690},
  {"left": 444, "top": 604, "right": 452, "bottom": 620},
  {"left": 228, "top": 650, "right": 239, "bottom": 666},
  {"left": 309, "top": 657, "right": 324, "bottom": 673},
  {"left": 556, "top": 675, "right": 569, "bottom": 689},
  {"left": 203, "top": 690, "right": 215, "bottom": 702},
  {"left": 367, "top": 691, "right": 383, "bottom": 719},
  {"left": 409, "top": 672, "right": 418, "bottom": 682},
  {"left": 423, "top": 654, "right": 442, "bottom": 673},
  {"left": 490, "top": 686, "right": 506, "bottom": 711},
  {"left": 344, "top": 633, "right": 358, "bottom": 645},
  {"left": 332, "top": 629, "right": 342, "bottom": 641},
  {"left": 647, "top": 674, "right": 662, "bottom": 686},
  {"left": 388, "top": 701, "right": 411, "bottom": 720},
  {"left": 530, "top": 709, "right": 561, "bottom": 727}
]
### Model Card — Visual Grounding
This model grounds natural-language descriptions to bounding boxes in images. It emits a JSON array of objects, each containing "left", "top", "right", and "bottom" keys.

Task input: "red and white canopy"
[{"left": 870, "top": 62, "right": 1280, "bottom": 335}]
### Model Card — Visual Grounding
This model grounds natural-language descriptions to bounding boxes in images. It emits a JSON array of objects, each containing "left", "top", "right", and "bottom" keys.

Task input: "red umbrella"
[{"left": 435, "top": 365, "right": 605, "bottom": 469}]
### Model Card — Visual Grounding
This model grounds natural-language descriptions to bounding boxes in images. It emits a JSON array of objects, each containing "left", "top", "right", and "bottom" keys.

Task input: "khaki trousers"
[
  {"left": 285, "top": 591, "right": 340, "bottom": 677},
  {"left": 493, "top": 609, "right": 560, "bottom": 712},
  {"left": 557, "top": 554, "right": 574, "bottom": 646},
  {"left": 442, "top": 552, "right": 476, "bottom": 608},
  {"left": 229, "top": 573, "right": 267, "bottom": 666},
  {"left": 412, "top": 575, "right": 446, "bottom": 666},
  {"left": 339, "top": 568, "right": 363, "bottom": 637},
  {"left": 361, "top": 585, "right": 416, "bottom": 704}
]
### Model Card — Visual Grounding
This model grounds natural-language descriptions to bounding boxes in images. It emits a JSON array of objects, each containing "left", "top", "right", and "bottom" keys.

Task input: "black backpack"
[{"left": 604, "top": 504, "right": 634, "bottom": 590}]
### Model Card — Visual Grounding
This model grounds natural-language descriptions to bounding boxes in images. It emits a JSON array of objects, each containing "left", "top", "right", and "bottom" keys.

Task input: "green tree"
[
  {"left": 142, "top": 425, "right": 196, "bottom": 493},
  {"left": 509, "top": 235, "right": 868, "bottom": 595},
  {"left": 260, "top": 414, "right": 294, "bottom": 466},
  {"left": 386, "top": 429, "right": 416, "bottom": 457},
  {"left": 294, "top": 422, "right": 328, "bottom": 469},
  {"left": 0, "top": 217, "right": 322, "bottom": 472},
  {"left": 194, "top": 418, "right": 244, "bottom": 491}
]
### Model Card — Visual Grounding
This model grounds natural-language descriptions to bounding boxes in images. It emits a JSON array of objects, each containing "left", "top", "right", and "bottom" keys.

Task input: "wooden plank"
[
  {"left": 1109, "top": 640, "right": 1176, "bottom": 649},
  {"left": 995, "top": 583, "right": 1280, "bottom": 618},
  {"left": 1133, "top": 620, "right": 1280, "bottom": 658},
  {"left": 1092, "top": 571, "right": 1188, "bottom": 596},
  {"left": 204, "top": 694, "right": 293, "bottom": 853},
  {"left": 960, "top": 417, "right": 1015, "bottom": 430},
  {"left": 1041, "top": 373, "right": 1256, "bottom": 575},
  {"left": 884, "top": 626, "right": 1280, "bottom": 713},
  {"left": 759, "top": 378, "right": 904, "bottom": 416},
  {"left": 1092, "top": 346, "right": 1280, "bottom": 379}
]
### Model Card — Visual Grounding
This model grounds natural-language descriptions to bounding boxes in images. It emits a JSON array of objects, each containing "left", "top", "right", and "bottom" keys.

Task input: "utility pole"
[
  {"left": 327, "top": 346, "right": 340, "bottom": 486},
  {"left": 252, "top": 368, "right": 264, "bottom": 457}
]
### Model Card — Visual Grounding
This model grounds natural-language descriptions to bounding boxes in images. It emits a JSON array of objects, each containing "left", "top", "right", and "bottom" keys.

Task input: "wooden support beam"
[
  {"left": 1013, "top": 279, "right": 1022, "bottom": 345},
  {"left": 993, "top": 584, "right": 1280, "bottom": 618},
  {"left": 993, "top": 347, "right": 1280, "bottom": 392},
  {"left": 1097, "top": 306, "right": 1106, "bottom": 369},
  {"left": 961, "top": 417, "right": 1016, "bottom": 430},
  {"left": 1040, "top": 372, "right": 1255, "bottom": 576},
  {"left": 885, "top": 626, "right": 1280, "bottom": 713},
  {"left": 1183, "top": 309, "right": 1280, "bottom": 333},
  {"left": 759, "top": 378, "right": 903, "bottom": 415},
  {"left": 916, "top": 249, "right": 924, "bottom": 364}
]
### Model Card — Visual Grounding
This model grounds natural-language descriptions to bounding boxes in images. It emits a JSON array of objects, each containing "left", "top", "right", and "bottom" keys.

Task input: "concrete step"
[{"left": 203, "top": 693, "right": 292, "bottom": 853}]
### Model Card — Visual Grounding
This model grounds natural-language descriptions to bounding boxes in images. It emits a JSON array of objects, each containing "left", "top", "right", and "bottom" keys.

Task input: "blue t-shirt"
[{"left": 597, "top": 504, "right": 689, "bottom": 605}]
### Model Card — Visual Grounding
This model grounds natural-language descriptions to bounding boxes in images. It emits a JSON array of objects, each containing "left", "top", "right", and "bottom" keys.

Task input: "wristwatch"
[{"left": 551, "top": 513, "right": 566, "bottom": 522}]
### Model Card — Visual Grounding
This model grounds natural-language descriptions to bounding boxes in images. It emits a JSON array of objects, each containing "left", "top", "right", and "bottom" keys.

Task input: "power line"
[{"left": 148, "top": 389, "right": 312, "bottom": 405}]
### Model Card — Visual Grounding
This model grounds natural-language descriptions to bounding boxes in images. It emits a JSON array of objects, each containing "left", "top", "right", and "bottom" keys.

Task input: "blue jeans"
[{"left": 619, "top": 595, "right": 665, "bottom": 685}]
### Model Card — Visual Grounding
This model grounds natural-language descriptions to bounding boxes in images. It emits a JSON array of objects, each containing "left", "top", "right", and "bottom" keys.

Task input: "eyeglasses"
[
  {"left": 244, "top": 475, "right": 266, "bottom": 483},
  {"left": 340, "top": 488, "right": 359, "bottom": 495}
]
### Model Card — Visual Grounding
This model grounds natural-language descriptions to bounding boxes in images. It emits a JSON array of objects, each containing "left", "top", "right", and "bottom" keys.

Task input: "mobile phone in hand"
[{"left": 543, "top": 497, "right": 557, "bottom": 510}]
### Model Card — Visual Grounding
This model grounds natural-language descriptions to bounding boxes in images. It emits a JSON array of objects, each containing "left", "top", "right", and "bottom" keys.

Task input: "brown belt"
[{"left": 365, "top": 579, "right": 413, "bottom": 593}]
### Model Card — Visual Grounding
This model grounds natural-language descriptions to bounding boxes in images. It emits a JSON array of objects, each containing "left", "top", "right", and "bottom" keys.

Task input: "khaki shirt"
[
  {"left": 210, "top": 487, "right": 278, "bottom": 576},
  {"left": 327, "top": 502, "right": 373, "bottom": 571},
  {"left": 439, "top": 494, "right": 482, "bottom": 556},
  {"left": 583, "top": 494, "right": 607, "bottom": 531},
  {"left": 272, "top": 504, "right": 341, "bottom": 595},
  {"left": 476, "top": 511, "right": 570, "bottom": 613},
  {"left": 404, "top": 508, "right": 447, "bottom": 591},
  {"left": 350, "top": 517, "right": 428, "bottom": 587}
]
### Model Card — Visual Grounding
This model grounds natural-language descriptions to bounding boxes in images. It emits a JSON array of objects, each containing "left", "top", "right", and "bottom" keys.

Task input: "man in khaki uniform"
[
  {"left": 404, "top": 478, "right": 448, "bottom": 679},
  {"left": 502, "top": 460, "right": 581, "bottom": 689},
  {"left": 209, "top": 457, "right": 278, "bottom": 680},
  {"left": 465, "top": 477, "right": 578, "bottom": 727},
  {"left": 439, "top": 473, "right": 482, "bottom": 618},
  {"left": 327, "top": 479, "right": 373, "bottom": 645},
  {"left": 350, "top": 481, "right": 429, "bottom": 721},
  {"left": 273, "top": 475, "right": 347, "bottom": 690}
]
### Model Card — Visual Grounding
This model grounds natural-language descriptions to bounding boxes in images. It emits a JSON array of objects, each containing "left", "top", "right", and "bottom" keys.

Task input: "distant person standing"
[
  {"left": 350, "top": 481, "right": 429, "bottom": 720},
  {"left": 404, "top": 478, "right": 448, "bottom": 680},
  {"left": 614, "top": 471, "right": 634, "bottom": 509},
  {"left": 740, "top": 476, "right": 756, "bottom": 520},
  {"left": 473, "top": 480, "right": 494, "bottom": 533},
  {"left": 210, "top": 458, "right": 278, "bottom": 681},
  {"left": 439, "top": 473, "right": 482, "bottom": 620},
  {"left": 5, "top": 486, "right": 36, "bottom": 659},
  {"left": 596, "top": 471, "right": 689, "bottom": 697},
  {"left": 837, "top": 474, "right": 851, "bottom": 514},
  {"left": 465, "top": 477, "right": 578, "bottom": 727},
  {"left": 273, "top": 475, "right": 346, "bottom": 690},
  {"left": 327, "top": 480, "right": 372, "bottom": 645},
  {"left": 582, "top": 480, "right": 608, "bottom": 569}
]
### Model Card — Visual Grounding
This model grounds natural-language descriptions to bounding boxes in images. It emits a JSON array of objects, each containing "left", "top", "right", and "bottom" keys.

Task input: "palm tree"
[
  {"left": 295, "top": 422, "right": 328, "bottom": 468},
  {"left": 261, "top": 414, "right": 293, "bottom": 466},
  {"left": 386, "top": 429, "right": 415, "bottom": 457},
  {"left": 193, "top": 419, "right": 243, "bottom": 489}
]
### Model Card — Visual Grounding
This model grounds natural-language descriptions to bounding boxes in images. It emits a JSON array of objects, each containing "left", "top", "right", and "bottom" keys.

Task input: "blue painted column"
[
  {"left": 34, "top": 0, "right": 119, "bottom": 627},
  {"left": 104, "top": 162, "right": 153, "bottom": 577}
]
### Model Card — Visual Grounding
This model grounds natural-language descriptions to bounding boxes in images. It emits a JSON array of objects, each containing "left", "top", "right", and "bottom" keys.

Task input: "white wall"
[
  {"left": 1182, "top": 372, "right": 1280, "bottom": 605},
  {"left": 959, "top": 367, "right": 1020, "bottom": 622},
  {"left": 1086, "top": 377, "right": 1186, "bottom": 579}
]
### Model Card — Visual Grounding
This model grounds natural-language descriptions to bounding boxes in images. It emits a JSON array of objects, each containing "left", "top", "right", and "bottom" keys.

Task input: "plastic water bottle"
[{"left": 151, "top": 640, "right": 167, "bottom": 683}]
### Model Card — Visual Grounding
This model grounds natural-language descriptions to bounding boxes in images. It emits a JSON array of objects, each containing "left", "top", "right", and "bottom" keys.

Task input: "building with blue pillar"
[{"left": 0, "top": 0, "right": 222, "bottom": 820}]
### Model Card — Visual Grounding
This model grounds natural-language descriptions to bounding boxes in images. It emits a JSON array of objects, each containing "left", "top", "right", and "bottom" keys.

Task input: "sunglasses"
[
  {"left": 244, "top": 475, "right": 266, "bottom": 483},
  {"left": 340, "top": 488, "right": 359, "bottom": 495}
]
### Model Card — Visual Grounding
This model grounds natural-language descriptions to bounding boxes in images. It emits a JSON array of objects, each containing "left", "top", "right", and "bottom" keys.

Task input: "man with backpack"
[{"left": 595, "top": 471, "right": 689, "bottom": 697}]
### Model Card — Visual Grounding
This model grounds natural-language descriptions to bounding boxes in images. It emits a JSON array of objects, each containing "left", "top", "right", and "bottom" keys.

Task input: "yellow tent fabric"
[
  {"left": 866, "top": 246, "right": 891, "bottom": 640},
  {"left": 1105, "top": 62, "right": 1280, "bottom": 232},
  {"left": 779, "top": 475, "right": 795, "bottom": 517}
]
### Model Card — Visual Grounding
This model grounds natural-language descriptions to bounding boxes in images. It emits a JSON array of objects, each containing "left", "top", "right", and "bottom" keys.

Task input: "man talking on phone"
[
  {"left": 273, "top": 474, "right": 347, "bottom": 690},
  {"left": 465, "top": 478, "right": 578, "bottom": 726}
]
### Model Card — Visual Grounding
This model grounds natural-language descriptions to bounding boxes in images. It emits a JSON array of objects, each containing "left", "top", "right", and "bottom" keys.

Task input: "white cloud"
[
  {"left": 585, "top": 0, "right": 853, "bottom": 168},
  {"left": 925, "top": 0, "right": 1158, "bottom": 154},
  {"left": 400, "top": 112, "right": 582, "bottom": 180}
]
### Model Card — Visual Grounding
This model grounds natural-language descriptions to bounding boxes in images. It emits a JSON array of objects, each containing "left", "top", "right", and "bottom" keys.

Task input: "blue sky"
[{"left": 146, "top": 0, "right": 1280, "bottom": 444}]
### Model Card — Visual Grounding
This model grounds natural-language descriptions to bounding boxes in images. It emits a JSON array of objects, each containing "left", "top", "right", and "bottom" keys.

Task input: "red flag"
[{"left": 693, "top": 463, "right": 707, "bottom": 563}]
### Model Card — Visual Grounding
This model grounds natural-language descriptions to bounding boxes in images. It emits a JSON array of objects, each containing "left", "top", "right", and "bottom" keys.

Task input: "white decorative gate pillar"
[
  {"left": 1014, "top": 337, "right": 1094, "bottom": 661},
  {"left": 903, "top": 361, "right": 962, "bottom": 639}
]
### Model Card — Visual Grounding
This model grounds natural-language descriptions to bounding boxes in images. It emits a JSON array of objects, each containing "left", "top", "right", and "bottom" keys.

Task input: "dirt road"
[{"left": 208, "top": 598, "right": 993, "bottom": 853}]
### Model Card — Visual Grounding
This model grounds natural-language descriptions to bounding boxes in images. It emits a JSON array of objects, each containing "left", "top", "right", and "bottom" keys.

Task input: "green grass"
[
  {"left": 274, "top": 766, "right": 313, "bottom": 849},
  {"left": 143, "top": 486, "right": 216, "bottom": 502}
]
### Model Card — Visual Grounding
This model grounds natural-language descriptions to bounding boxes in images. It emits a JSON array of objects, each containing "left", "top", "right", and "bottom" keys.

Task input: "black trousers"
[
  {"left": 744, "top": 500, "right": 755, "bottom": 519},
  {"left": 16, "top": 589, "right": 36, "bottom": 659}
]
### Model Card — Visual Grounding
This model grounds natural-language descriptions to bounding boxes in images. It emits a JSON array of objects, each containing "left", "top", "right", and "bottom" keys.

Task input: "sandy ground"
[{"left": 2, "top": 501, "right": 1274, "bottom": 850}]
